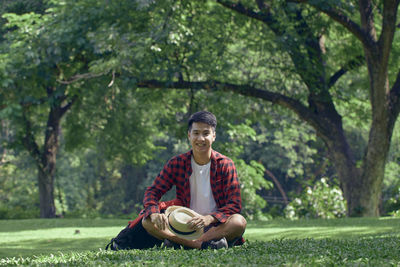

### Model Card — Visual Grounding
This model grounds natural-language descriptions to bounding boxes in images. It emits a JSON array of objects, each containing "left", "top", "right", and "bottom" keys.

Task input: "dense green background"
[{"left": 0, "top": 0, "right": 399, "bottom": 220}]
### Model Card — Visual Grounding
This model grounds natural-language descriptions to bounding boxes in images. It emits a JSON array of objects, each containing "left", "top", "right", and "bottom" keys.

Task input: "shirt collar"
[{"left": 187, "top": 149, "right": 222, "bottom": 161}]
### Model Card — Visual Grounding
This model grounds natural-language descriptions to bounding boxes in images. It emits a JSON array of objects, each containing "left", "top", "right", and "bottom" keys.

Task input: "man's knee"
[
  {"left": 227, "top": 214, "right": 247, "bottom": 234},
  {"left": 142, "top": 217, "right": 150, "bottom": 229},
  {"left": 142, "top": 217, "right": 164, "bottom": 240},
  {"left": 142, "top": 217, "right": 157, "bottom": 233}
]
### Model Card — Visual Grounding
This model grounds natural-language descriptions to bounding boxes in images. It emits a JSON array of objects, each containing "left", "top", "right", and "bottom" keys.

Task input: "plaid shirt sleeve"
[
  {"left": 210, "top": 157, "right": 242, "bottom": 223},
  {"left": 142, "top": 159, "right": 175, "bottom": 219}
]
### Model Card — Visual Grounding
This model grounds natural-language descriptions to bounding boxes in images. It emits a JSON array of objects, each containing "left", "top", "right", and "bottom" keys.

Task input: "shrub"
[
  {"left": 236, "top": 159, "right": 273, "bottom": 220},
  {"left": 382, "top": 161, "right": 400, "bottom": 216},
  {"left": 284, "top": 177, "right": 346, "bottom": 219},
  {"left": 385, "top": 187, "right": 400, "bottom": 217}
]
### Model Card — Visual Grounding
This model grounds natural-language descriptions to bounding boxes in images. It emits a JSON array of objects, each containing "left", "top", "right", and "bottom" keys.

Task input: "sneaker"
[
  {"left": 105, "top": 239, "right": 120, "bottom": 251},
  {"left": 201, "top": 237, "right": 228, "bottom": 249},
  {"left": 162, "top": 239, "right": 181, "bottom": 249}
]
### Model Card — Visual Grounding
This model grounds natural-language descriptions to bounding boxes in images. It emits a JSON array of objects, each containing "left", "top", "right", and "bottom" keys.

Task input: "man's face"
[{"left": 188, "top": 122, "right": 216, "bottom": 154}]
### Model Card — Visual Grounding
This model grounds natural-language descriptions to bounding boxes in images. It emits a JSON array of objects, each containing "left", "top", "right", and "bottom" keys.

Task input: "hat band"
[
  {"left": 167, "top": 213, "right": 196, "bottom": 236},
  {"left": 168, "top": 223, "right": 196, "bottom": 236}
]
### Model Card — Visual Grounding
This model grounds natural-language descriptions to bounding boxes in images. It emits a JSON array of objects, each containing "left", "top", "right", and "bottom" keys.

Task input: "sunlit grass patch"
[
  {"left": 246, "top": 217, "right": 400, "bottom": 240},
  {"left": 0, "top": 217, "right": 399, "bottom": 266}
]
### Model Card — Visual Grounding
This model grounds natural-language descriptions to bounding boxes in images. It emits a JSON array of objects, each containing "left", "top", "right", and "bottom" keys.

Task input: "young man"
[{"left": 142, "top": 111, "right": 246, "bottom": 249}]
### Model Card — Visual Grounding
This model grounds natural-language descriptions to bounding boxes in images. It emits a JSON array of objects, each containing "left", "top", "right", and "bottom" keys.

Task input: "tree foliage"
[
  {"left": 133, "top": 0, "right": 400, "bottom": 216},
  {"left": 1, "top": 0, "right": 399, "bottom": 218}
]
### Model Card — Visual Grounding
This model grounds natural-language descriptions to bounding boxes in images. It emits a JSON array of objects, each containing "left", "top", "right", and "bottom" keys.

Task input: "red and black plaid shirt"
[{"left": 142, "top": 150, "right": 242, "bottom": 223}]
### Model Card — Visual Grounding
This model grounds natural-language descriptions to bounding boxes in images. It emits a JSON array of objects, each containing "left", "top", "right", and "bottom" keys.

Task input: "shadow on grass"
[{"left": 0, "top": 238, "right": 108, "bottom": 259}]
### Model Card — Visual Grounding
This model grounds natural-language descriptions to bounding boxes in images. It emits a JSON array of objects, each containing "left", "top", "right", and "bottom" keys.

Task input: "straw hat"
[{"left": 165, "top": 206, "right": 204, "bottom": 240}]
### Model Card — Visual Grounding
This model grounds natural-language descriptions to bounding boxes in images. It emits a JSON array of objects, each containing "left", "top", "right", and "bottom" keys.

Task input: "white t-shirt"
[{"left": 189, "top": 157, "right": 217, "bottom": 215}]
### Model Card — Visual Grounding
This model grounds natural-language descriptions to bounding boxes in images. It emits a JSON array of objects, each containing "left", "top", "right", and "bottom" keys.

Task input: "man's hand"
[
  {"left": 150, "top": 213, "right": 167, "bottom": 231},
  {"left": 187, "top": 214, "right": 216, "bottom": 230}
]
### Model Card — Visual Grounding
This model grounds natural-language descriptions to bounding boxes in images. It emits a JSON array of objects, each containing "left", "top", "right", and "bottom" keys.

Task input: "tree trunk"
[
  {"left": 337, "top": 113, "right": 394, "bottom": 216},
  {"left": 21, "top": 87, "right": 72, "bottom": 218},
  {"left": 37, "top": 103, "right": 62, "bottom": 218},
  {"left": 38, "top": 167, "right": 56, "bottom": 218},
  {"left": 323, "top": 125, "right": 385, "bottom": 217}
]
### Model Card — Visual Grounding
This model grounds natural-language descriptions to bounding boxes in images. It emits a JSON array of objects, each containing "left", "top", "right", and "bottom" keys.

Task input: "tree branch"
[
  {"left": 56, "top": 71, "right": 108, "bottom": 84},
  {"left": 216, "top": 0, "right": 283, "bottom": 33},
  {"left": 255, "top": 0, "right": 270, "bottom": 12},
  {"left": 377, "top": 0, "right": 400, "bottom": 67},
  {"left": 265, "top": 168, "right": 289, "bottom": 205},
  {"left": 60, "top": 95, "right": 78, "bottom": 115},
  {"left": 328, "top": 55, "right": 365, "bottom": 88},
  {"left": 216, "top": 0, "right": 263, "bottom": 20},
  {"left": 291, "top": 0, "right": 373, "bottom": 48},
  {"left": 137, "top": 79, "right": 328, "bottom": 133},
  {"left": 21, "top": 108, "right": 43, "bottom": 169}
]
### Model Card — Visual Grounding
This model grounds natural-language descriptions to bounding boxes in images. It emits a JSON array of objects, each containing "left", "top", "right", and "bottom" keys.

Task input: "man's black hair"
[{"left": 188, "top": 111, "right": 217, "bottom": 132}]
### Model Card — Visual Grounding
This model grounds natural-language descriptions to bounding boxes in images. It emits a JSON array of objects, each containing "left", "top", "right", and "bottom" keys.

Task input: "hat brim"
[
  {"left": 165, "top": 206, "right": 204, "bottom": 240},
  {"left": 165, "top": 205, "right": 182, "bottom": 217}
]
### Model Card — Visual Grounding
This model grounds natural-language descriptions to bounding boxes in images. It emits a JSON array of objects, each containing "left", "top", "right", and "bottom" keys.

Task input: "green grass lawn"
[{"left": 0, "top": 217, "right": 399, "bottom": 266}]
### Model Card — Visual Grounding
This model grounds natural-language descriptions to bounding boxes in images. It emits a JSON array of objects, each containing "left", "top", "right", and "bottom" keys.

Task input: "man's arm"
[
  {"left": 142, "top": 160, "right": 175, "bottom": 219},
  {"left": 211, "top": 160, "right": 242, "bottom": 223},
  {"left": 187, "top": 214, "right": 217, "bottom": 229},
  {"left": 149, "top": 213, "right": 168, "bottom": 230}
]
